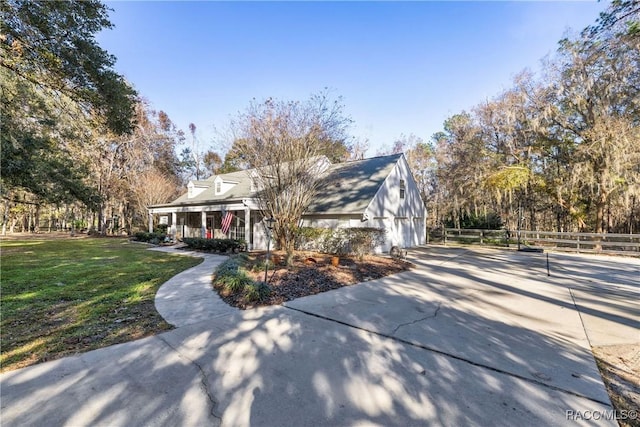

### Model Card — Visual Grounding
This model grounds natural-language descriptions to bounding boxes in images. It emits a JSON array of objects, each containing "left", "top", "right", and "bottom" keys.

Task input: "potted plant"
[
  {"left": 330, "top": 254, "right": 340, "bottom": 267},
  {"left": 328, "top": 237, "right": 347, "bottom": 267}
]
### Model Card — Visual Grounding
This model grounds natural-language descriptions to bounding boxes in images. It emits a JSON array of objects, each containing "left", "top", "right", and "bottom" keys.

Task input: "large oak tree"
[{"left": 1, "top": 0, "right": 136, "bottom": 206}]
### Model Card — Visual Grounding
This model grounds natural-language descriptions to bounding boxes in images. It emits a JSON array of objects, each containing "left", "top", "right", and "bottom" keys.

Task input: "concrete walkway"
[
  {"left": 149, "top": 246, "right": 237, "bottom": 327},
  {"left": 1, "top": 246, "right": 637, "bottom": 426}
]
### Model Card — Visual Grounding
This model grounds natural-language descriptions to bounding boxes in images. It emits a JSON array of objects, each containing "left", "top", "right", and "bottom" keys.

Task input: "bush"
[
  {"left": 347, "top": 228, "right": 386, "bottom": 259},
  {"left": 182, "top": 238, "right": 246, "bottom": 253},
  {"left": 220, "top": 270, "right": 253, "bottom": 293},
  {"left": 215, "top": 258, "right": 240, "bottom": 276},
  {"left": 243, "top": 281, "right": 271, "bottom": 303},
  {"left": 214, "top": 257, "right": 252, "bottom": 292},
  {"left": 213, "top": 257, "right": 271, "bottom": 303},
  {"left": 250, "top": 260, "right": 275, "bottom": 272},
  {"left": 295, "top": 227, "right": 385, "bottom": 256},
  {"left": 295, "top": 227, "right": 331, "bottom": 250},
  {"left": 132, "top": 231, "right": 167, "bottom": 243}
]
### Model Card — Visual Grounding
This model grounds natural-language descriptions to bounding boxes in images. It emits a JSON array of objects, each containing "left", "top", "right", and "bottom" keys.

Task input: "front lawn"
[{"left": 0, "top": 237, "right": 202, "bottom": 372}]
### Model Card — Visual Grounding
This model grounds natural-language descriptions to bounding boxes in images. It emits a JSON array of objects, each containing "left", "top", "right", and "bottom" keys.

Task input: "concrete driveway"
[{"left": 1, "top": 246, "right": 638, "bottom": 426}]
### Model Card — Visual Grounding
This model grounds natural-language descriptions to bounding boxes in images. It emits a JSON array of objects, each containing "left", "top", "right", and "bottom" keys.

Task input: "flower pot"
[{"left": 331, "top": 256, "right": 340, "bottom": 267}]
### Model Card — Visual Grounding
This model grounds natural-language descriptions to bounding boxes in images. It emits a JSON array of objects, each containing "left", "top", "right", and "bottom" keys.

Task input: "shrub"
[
  {"left": 234, "top": 252, "right": 250, "bottom": 263},
  {"left": 347, "top": 228, "right": 386, "bottom": 259},
  {"left": 250, "top": 259, "right": 275, "bottom": 272},
  {"left": 295, "top": 227, "right": 385, "bottom": 256},
  {"left": 214, "top": 257, "right": 253, "bottom": 293},
  {"left": 295, "top": 227, "right": 331, "bottom": 250},
  {"left": 221, "top": 270, "right": 254, "bottom": 293},
  {"left": 183, "top": 237, "right": 246, "bottom": 253},
  {"left": 214, "top": 258, "right": 240, "bottom": 278},
  {"left": 132, "top": 231, "right": 167, "bottom": 244},
  {"left": 213, "top": 257, "right": 272, "bottom": 303},
  {"left": 243, "top": 281, "right": 271, "bottom": 303},
  {"left": 323, "top": 232, "right": 349, "bottom": 256}
]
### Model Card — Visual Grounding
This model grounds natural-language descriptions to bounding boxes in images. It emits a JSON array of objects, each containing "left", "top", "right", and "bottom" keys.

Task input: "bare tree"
[
  {"left": 230, "top": 91, "right": 352, "bottom": 262},
  {"left": 84, "top": 100, "right": 183, "bottom": 233},
  {"left": 132, "top": 170, "right": 180, "bottom": 217},
  {"left": 348, "top": 137, "right": 369, "bottom": 160}
]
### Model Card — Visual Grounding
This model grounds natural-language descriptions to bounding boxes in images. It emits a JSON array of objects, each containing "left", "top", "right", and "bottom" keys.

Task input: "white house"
[{"left": 148, "top": 153, "right": 426, "bottom": 252}]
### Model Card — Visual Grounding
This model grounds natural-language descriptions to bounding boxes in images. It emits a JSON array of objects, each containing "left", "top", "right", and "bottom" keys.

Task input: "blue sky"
[{"left": 99, "top": 1, "right": 607, "bottom": 156}]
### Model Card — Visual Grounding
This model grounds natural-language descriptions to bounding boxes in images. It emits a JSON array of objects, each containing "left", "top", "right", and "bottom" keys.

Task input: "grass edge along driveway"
[{"left": 1, "top": 237, "right": 202, "bottom": 372}]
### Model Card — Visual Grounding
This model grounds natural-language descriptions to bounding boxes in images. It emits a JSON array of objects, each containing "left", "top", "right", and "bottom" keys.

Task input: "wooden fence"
[{"left": 441, "top": 228, "right": 640, "bottom": 256}]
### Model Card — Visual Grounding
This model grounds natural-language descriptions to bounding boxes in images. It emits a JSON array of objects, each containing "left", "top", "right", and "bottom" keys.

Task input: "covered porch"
[{"left": 148, "top": 202, "right": 270, "bottom": 250}]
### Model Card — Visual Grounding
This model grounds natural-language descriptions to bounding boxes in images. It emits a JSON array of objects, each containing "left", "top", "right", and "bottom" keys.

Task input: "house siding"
[
  {"left": 301, "top": 158, "right": 427, "bottom": 254},
  {"left": 149, "top": 154, "right": 426, "bottom": 253},
  {"left": 300, "top": 214, "right": 362, "bottom": 229},
  {"left": 364, "top": 157, "right": 426, "bottom": 251}
]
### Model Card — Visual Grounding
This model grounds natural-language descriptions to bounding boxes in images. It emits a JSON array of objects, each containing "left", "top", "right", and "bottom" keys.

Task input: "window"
[
  {"left": 400, "top": 179, "right": 406, "bottom": 199},
  {"left": 215, "top": 181, "right": 221, "bottom": 194}
]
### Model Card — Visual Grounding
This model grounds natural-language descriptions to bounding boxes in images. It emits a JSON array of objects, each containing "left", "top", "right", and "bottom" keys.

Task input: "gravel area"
[{"left": 593, "top": 344, "right": 640, "bottom": 427}]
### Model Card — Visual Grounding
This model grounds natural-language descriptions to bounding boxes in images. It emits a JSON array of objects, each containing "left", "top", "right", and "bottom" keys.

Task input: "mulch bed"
[{"left": 219, "top": 252, "right": 413, "bottom": 309}]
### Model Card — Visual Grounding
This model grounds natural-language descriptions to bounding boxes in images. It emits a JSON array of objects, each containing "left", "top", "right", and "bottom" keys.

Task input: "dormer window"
[
  {"left": 187, "top": 181, "right": 207, "bottom": 199},
  {"left": 213, "top": 175, "right": 239, "bottom": 195},
  {"left": 400, "top": 179, "right": 406, "bottom": 199}
]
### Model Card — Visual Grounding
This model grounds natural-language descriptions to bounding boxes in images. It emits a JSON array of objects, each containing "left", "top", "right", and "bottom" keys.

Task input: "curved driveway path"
[
  {"left": 149, "top": 246, "right": 237, "bottom": 327},
  {"left": 2, "top": 245, "right": 635, "bottom": 427}
]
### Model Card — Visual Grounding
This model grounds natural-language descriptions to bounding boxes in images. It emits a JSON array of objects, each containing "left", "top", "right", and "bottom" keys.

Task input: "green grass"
[{"left": 0, "top": 237, "right": 202, "bottom": 372}]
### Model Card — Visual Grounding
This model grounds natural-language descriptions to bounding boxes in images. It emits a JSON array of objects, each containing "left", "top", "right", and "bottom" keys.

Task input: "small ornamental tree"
[{"left": 229, "top": 91, "right": 352, "bottom": 263}]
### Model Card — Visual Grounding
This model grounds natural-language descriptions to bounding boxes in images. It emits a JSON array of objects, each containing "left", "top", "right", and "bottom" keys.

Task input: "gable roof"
[
  {"left": 151, "top": 153, "right": 403, "bottom": 212},
  {"left": 305, "top": 153, "right": 402, "bottom": 215},
  {"left": 164, "top": 169, "right": 255, "bottom": 206}
]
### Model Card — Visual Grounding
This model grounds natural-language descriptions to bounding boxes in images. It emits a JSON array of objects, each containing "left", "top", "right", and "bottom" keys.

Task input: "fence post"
[
  {"left": 443, "top": 225, "right": 447, "bottom": 246},
  {"left": 576, "top": 235, "right": 580, "bottom": 253},
  {"left": 480, "top": 230, "right": 484, "bottom": 245}
]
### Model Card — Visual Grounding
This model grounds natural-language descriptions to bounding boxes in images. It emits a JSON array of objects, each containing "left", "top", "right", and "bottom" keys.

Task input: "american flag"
[{"left": 221, "top": 211, "right": 233, "bottom": 235}]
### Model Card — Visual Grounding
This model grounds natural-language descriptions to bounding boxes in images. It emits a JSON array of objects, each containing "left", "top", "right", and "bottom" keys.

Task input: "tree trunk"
[
  {"left": 1, "top": 199, "right": 8, "bottom": 236},
  {"left": 98, "top": 204, "right": 106, "bottom": 235},
  {"left": 595, "top": 188, "right": 607, "bottom": 234},
  {"left": 34, "top": 204, "right": 41, "bottom": 233}
]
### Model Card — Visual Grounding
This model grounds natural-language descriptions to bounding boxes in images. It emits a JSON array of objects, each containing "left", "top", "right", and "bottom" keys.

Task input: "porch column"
[
  {"left": 171, "top": 211, "right": 177, "bottom": 236},
  {"left": 148, "top": 212, "right": 153, "bottom": 233},
  {"left": 201, "top": 211, "right": 207, "bottom": 238},
  {"left": 244, "top": 208, "right": 251, "bottom": 249}
]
